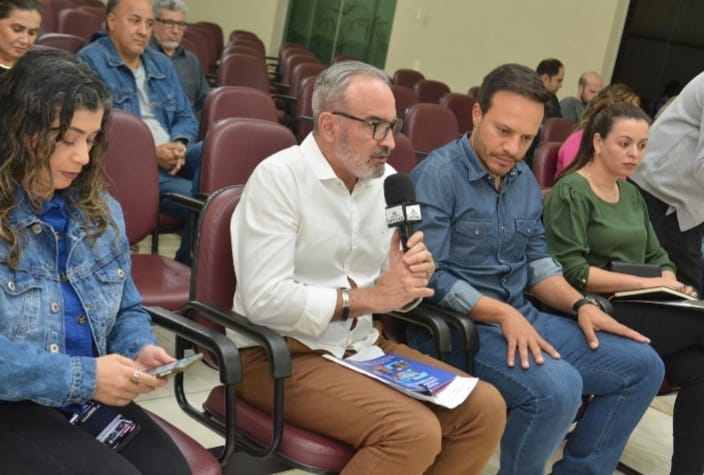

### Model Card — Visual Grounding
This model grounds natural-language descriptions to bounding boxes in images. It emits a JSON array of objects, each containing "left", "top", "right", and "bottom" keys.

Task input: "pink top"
[{"left": 554, "top": 130, "right": 583, "bottom": 180}]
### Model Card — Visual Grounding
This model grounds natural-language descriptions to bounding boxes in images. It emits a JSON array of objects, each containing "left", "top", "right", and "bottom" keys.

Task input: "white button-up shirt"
[{"left": 229, "top": 134, "right": 397, "bottom": 357}]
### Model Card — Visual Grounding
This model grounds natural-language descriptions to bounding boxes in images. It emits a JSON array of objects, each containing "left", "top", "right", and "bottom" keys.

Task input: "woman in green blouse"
[{"left": 543, "top": 102, "right": 704, "bottom": 475}]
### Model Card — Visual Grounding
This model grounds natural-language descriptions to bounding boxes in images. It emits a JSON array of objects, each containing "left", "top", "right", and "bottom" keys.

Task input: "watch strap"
[
  {"left": 570, "top": 296, "right": 601, "bottom": 319},
  {"left": 340, "top": 288, "right": 350, "bottom": 321}
]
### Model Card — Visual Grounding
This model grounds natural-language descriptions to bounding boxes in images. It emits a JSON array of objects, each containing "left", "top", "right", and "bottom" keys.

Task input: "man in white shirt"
[{"left": 230, "top": 60, "right": 505, "bottom": 475}]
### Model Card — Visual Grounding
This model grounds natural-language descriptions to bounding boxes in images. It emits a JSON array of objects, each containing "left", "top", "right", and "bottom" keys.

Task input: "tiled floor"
[{"left": 139, "top": 234, "right": 676, "bottom": 475}]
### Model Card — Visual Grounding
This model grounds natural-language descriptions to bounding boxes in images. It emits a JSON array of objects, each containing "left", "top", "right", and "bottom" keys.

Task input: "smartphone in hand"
[{"left": 144, "top": 353, "right": 204, "bottom": 378}]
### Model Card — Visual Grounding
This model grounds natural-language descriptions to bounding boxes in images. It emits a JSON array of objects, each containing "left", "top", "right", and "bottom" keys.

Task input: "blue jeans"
[
  {"left": 407, "top": 303, "right": 664, "bottom": 475},
  {"left": 157, "top": 141, "right": 202, "bottom": 264}
]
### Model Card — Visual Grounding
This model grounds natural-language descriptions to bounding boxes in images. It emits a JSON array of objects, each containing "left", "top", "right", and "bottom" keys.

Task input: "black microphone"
[{"left": 384, "top": 173, "right": 422, "bottom": 251}]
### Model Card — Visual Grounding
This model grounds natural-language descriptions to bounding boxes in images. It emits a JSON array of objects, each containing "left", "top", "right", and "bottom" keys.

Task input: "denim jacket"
[
  {"left": 78, "top": 35, "right": 198, "bottom": 145},
  {"left": 0, "top": 190, "right": 156, "bottom": 407},
  {"left": 411, "top": 134, "right": 563, "bottom": 315}
]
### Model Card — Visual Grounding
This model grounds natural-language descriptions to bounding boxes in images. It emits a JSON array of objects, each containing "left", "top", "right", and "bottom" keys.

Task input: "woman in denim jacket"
[{"left": 0, "top": 49, "right": 190, "bottom": 474}]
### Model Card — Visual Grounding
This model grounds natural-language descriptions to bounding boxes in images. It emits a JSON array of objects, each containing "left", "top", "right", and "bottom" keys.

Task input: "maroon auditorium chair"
[
  {"left": 402, "top": 103, "right": 460, "bottom": 159},
  {"left": 171, "top": 186, "right": 452, "bottom": 473},
  {"left": 102, "top": 110, "right": 191, "bottom": 311}
]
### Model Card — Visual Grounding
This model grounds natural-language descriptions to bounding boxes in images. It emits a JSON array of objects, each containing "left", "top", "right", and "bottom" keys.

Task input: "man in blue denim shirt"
[
  {"left": 409, "top": 63, "right": 665, "bottom": 475},
  {"left": 78, "top": 0, "right": 200, "bottom": 264}
]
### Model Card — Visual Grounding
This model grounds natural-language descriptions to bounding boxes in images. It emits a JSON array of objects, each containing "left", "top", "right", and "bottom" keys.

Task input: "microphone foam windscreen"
[{"left": 384, "top": 173, "right": 416, "bottom": 206}]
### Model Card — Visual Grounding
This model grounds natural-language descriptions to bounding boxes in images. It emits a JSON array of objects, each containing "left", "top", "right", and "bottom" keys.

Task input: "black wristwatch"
[{"left": 570, "top": 296, "right": 602, "bottom": 319}]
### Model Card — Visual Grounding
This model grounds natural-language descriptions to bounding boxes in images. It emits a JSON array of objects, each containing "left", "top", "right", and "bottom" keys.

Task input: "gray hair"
[
  {"left": 152, "top": 0, "right": 187, "bottom": 17},
  {"left": 312, "top": 60, "right": 390, "bottom": 132}
]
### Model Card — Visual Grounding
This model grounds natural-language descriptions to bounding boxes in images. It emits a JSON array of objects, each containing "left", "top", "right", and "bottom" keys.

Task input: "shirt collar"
[{"left": 461, "top": 132, "right": 522, "bottom": 185}]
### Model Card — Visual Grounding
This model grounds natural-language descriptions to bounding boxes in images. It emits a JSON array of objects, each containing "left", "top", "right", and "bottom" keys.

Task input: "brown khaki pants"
[{"left": 238, "top": 334, "right": 505, "bottom": 475}]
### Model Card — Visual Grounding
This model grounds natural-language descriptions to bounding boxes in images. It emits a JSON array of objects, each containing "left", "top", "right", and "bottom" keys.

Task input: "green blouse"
[{"left": 543, "top": 173, "right": 675, "bottom": 290}]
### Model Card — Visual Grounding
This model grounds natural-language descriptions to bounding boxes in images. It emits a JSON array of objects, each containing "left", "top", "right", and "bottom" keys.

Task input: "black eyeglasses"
[
  {"left": 332, "top": 111, "right": 403, "bottom": 141},
  {"left": 156, "top": 18, "right": 188, "bottom": 30}
]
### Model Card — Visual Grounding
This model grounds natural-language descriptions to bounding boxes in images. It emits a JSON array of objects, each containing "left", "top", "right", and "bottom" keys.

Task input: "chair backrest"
[
  {"left": 392, "top": 68, "right": 425, "bottom": 89},
  {"left": 199, "top": 85, "right": 279, "bottom": 139},
  {"left": 191, "top": 185, "right": 243, "bottom": 316},
  {"left": 36, "top": 32, "right": 87, "bottom": 54},
  {"left": 414, "top": 79, "right": 451, "bottom": 104},
  {"left": 402, "top": 103, "right": 460, "bottom": 158},
  {"left": 293, "top": 75, "right": 316, "bottom": 142},
  {"left": 186, "top": 23, "right": 221, "bottom": 65},
  {"left": 440, "top": 92, "right": 475, "bottom": 134},
  {"left": 228, "top": 29, "right": 259, "bottom": 43},
  {"left": 467, "top": 86, "right": 480, "bottom": 101},
  {"left": 289, "top": 61, "right": 325, "bottom": 99},
  {"left": 387, "top": 133, "right": 417, "bottom": 174},
  {"left": 57, "top": 7, "right": 104, "bottom": 41},
  {"left": 41, "top": 0, "right": 80, "bottom": 34},
  {"left": 200, "top": 117, "right": 297, "bottom": 194},
  {"left": 532, "top": 141, "right": 561, "bottom": 192},
  {"left": 390, "top": 84, "right": 417, "bottom": 120},
  {"left": 540, "top": 117, "right": 575, "bottom": 143},
  {"left": 195, "top": 21, "right": 224, "bottom": 56},
  {"left": 182, "top": 26, "right": 218, "bottom": 75},
  {"left": 229, "top": 37, "right": 266, "bottom": 57},
  {"left": 221, "top": 43, "right": 263, "bottom": 59},
  {"left": 218, "top": 53, "right": 271, "bottom": 93},
  {"left": 102, "top": 110, "right": 159, "bottom": 245},
  {"left": 280, "top": 53, "right": 319, "bottom": 88}
]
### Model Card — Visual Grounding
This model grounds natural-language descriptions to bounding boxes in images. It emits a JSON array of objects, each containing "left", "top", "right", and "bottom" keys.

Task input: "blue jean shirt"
[
  {"left": 0, "top": 190, "right": 156, "bottom": 407},
  {"left": 78, "top": 35, "right": 198, "bottom": 145},
  {"left": 411, "top": 134, "right": 563, "bottom": 315}
]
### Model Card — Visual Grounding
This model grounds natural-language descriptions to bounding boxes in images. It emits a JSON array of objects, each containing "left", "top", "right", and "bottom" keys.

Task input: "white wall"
[
  {"left": 155, "top": 0, "right": 630, "bottom": 100},
  {"left": 385, "top": 0, "right": 630, "bottom": 98}
]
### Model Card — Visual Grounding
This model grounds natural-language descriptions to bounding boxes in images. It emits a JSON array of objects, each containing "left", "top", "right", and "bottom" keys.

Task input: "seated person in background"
[
  {"left": 150, "top": 0, "right": 209, "bottom": 121},
  {"left": 536, "top": 58, "right": 564, "bottom": 118},
  {"left": 0, "top": 0, "right": 41, "bottom": 75},
  {"left": 78, "top": 0, "right": 201, "bottom": 265},
  {"left": 230, "top": 60, "right": 506, "bottom": 475},
  {"left": 408, "top": 63, "right": 664, "bottom": 475},
  {"left": 0, "top": 49, "right": 189, "bottom": 475},
  {"left": 559, "top": 71, "right": 603, "bottom": 122},
  {"left": 543, "top": 102, "right": 704, "bottom": 475},
  {"left": 554, "top": 83, "right": 640, "bottom": 180}
]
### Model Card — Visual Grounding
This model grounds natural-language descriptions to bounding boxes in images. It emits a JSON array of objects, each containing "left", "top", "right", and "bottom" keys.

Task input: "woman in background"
[
  {"left": 553, "top": 83, "right": 640, "bottom": 180},
  {"left": 0, "top": 0, "right": 41, "bottom": 75},
  {"left": 0, "top": 48, "right": 190, "bottom": 474},
  {"left": 544, "top": 102, "right": 704, "bottom": 475}
]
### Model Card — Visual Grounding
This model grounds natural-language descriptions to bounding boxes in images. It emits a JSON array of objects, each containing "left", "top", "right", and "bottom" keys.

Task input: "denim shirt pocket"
[
  {"left": 0, "top": 271, "right": 44, "bottom": 341},
  {"left": 74, "top": 239, "right": 128, "bottom": 348},
  {"left": 151, "top": 90, "right": 178, "bottom": 126},
  {"left": 504, "top": 217, "right": 541, "bottom": 261},
  {"left": 452, "top": 219, "right": 495, "bottom": 265},
  {"left": 111, "top": 87, "right": 135, "bottom": 109}
]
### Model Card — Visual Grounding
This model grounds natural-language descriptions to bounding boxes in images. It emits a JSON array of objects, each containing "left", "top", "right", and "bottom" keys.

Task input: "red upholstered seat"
[
  {"left": 199, "top": 86, "right": 280, "bottom": 139},
  {"left": 392, "top": 68, "right": 425, "bottom": 89},
  {"left": 414, "top": 79, "right": 451, "bottom": 104},
  {"left": 148, "top": 411, "right": 222, "bottom": 475},
  {"left": 388, "top": 133, "right": 418, "bottom": 174},
  {"left": 402, "top": 103, "right": 460, "bottom": 159},
  {"left": 540, "top": 117, "right": 575, "bottom": 143},
  {"left": 390, "top": 84, "right": 417, "bottom": 120},
  {"left": 440, "top": 92, "right": 475, "bottom": 134},
  {"left": 532, "top": 141, "right": 561, "bottom": 199}
]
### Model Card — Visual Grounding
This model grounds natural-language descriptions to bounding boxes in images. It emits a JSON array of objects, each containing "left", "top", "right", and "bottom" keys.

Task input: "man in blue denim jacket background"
[
  {"left": 408, "top": 63, "right": 665, "bottom": 475},
  {"left": 78, "top": 0, "right": 200, "bottom": 264}
]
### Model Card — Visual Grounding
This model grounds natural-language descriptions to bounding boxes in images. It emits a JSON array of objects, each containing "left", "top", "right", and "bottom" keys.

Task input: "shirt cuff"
[
  {"left": 293, "top": 286, "right": 338, "bottom": 338},
  {"left": 441, "top": 280, "right": 483, "bottom": 314},
  {"left": 527, "top": 256, "right": 563, "bottom": 287}
]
